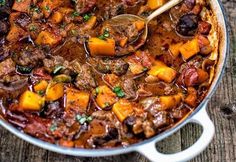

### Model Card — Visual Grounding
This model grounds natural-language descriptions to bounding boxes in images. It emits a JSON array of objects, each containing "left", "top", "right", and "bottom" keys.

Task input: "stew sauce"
[{"left": 0, "top": 0, "right": 215, "bottom": 148}]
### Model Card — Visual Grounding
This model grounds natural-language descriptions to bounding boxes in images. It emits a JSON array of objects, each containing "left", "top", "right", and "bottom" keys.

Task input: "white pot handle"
[{"left": 136, "top": 105, "right": 215, "bottom": 162}]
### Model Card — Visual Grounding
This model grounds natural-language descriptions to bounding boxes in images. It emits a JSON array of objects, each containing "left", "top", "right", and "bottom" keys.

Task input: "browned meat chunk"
[
  {"left": 12, "top": 48, "right": 45, "bottom": 67},
  {"left": 0, "top": 58, "right": 15, "bottom": 77},
  {"left": 75, "top": 64, "right": 97, "bottom": 90},
  {"left": 121, "top": 78, "right": 137, "bottom": 99},
  {"left": 0, "top": 19, "right": 9, "bottom": 35},
  {"left": 142, "top": 120, "right": 155, "bottom": 138},
  {"left": 152, "top": 111, "right": 173, "bottom": 129},
  {"left": 74, "top": 0, "right": 97, "bottom": 14}
]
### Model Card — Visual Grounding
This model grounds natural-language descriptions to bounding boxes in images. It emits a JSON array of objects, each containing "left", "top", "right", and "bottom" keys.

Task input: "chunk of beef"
[
  {"left": 75, "top": 64, "right": 97, "bottom": 90},
  {"left": 12, "top": 48, "right": 45, "bottom": 67},
  {"left": 142, "top": 120, "right": 155, "bottom": 138},
  {"left": 0, "top": 75, "right": 28, "bottom": 98},
  {"left": 121, "top": 78, "right": 137, "bottom": 99},
  {"left": 15, "top": 13, "right": 31, "bottom": 29},
  {"left": 152, "top": 111, "right": 173, "bottom": 129},
  {"left": 0, "top": 58, "right": 15, "bottom": 77},
  {"left": 92, "top": 110, "right": 114, "bottom": 121},
  {"left": 42, "top": 101, "right": 64, "bottom": 119},
  {"left": 176, "top": 13, "right": 199, "bottom": 36},
  {"left": 112, "top": 59, "right": 129, "bottom": 76},
  {"left": 0, "top": 19, "right": 9, "bottom": 35},
  {"left": 184, "top": 0, "right": 195, "bottom": 10},
  {"left": 74, "top": 0, "right": 97, "bottom": 14}
]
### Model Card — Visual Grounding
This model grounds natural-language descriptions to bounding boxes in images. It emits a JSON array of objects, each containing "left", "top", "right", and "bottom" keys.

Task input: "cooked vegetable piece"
[
  {"left": 148, "top": 61, "right": 177, "bottom": 83},
  {"left": 147, "top": 0, "right": 166, "bottom": 10},
  {"left": 45, "top": 82, "right": 64, "bottom": 101},
  {"left": 53, "top": 74, "right": 72, "bottom": 83},
  {"left": 84, "top": 16, "right": 97, "bottom": 29},
  {"left": 88, "top": 38, "right": 115, "bottom": 56},
  {"left": 35, "top": 31, "right": 61, "bottom": 46},
  {"left": 41, "top": 0, "right": 63, "bottom": 18},
  {"left": 127, "top": 58, "right": 144, "bottom": 75},
  {"left": 95, "top": 85, "right": 117, "bottom": 109},
  {"left": 184, "top": 87, "right": 197, "bottom": 107},
  {"left": 66, "top": 88, "right": 90, "bottom": 112},
  {"left": 112, "top": 99, "right": 134, "bottom": 122},
  {"left": 179, "top": 38, "right": 200, "bottom": 60},
  {"left": 34, "top": 80, "right": 48, "bottom": 92},
  {"left": 169, "top": 42, "right": 183, "bottom": 58},
  {"left": 12, "top": 0, "right": 31, "bottom": 13},
  {"left": 50, "top": 11, "right": 63, "bottom": 24},
  {"left": 119, "top": 37, "right": 128, "bottom": 47},
  {"left": 159, "top": 93, "right": 183, "bottom": 110},
  {"left": 19, "top": 90, "right": 45, "bottom": 111},
  {"left": 6, "top": 25, "right": 28, "bottom": 42},
  {"left": 197, "top": 68, "right": 209, "bottom": 83},
  {"left": 134, "top": 20, "right": 145, "bottom": 31}
]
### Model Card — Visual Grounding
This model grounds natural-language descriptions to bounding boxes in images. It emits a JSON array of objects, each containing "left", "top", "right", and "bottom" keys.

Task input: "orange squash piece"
[
  {"left": 88, "top": 37, "right": 115, "bottom": 56},
  {"left": 169, "top": 42, "right": 183, "bottom": 58},
  {"left": 112, "top": 99, "right": 134, "bottom": 122},
  {"left": 34, "top": 80, "right": 48, "bottom": 92},
  {"left": 95, "top": 85, "right": 117, "bottom": 109},
  {"left": 66, "top": 88, "right": 90, "bottom": 112},
  {"left": 12, "top": 0, "right": 31, "bottom": 13},
  {"left": 147, "top": 0, "right": 166, "bottom": 10},
  {"left": 159, "top": 93, "right": 183, "bottom": 110},
  {"left": 45, "top": 82, "right": 64, "bottom": 101},
  {"left": 35, "top": 31, "right": 61, "bottom": 46},
  {"left": 19, "top": 90, "right": 45, "bottom": 111},
  {"left": 179, "top": 39, "right": 200, "bottom": 60}
]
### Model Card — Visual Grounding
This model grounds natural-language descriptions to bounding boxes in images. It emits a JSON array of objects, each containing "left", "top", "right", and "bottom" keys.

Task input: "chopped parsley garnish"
[
  {"left": 95, "top": 87, "right": 100, "bottom": 94},
  {"left": 70, "top": 29, "right": 77, "bottom": 36},
  {"left": 37, "top": 90, "right": 44, "bottom": 96},
  {"left": 98, "top": 28, "right": 110, "bottom": 40},
  {"left": 83, "top": 14, "right": 91, "bottom": 21},
  {"left": 44, "top": 5, "right": 50, "bottom": 12},
  {"left": 76, "top": 114, "right": 93, "bottom": 125},
  {"left": 142, "top": 67, "right": 148, "bottom": 71},
  {"left": 104, "top": 102, "right": 110, "bottom": 107},
  {"left": 50, "top": 123, "right": 57, "bottom": 132},
  {"left": 113, "top": 86, "right": 125, "bottom": 98},
  {"left": 72, "top": 11, "right": 80, "bottom": 17},
  {"left": 0, "top": 0, "right": 6, "bottom": 6},
  {"left": 29, "top": 25, "right": 37, "bottom": 31}
]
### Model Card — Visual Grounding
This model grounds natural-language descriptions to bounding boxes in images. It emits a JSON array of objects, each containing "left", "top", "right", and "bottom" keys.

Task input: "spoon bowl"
[{"left": 105, "top": 0, "right": 183, "bottom": 54}]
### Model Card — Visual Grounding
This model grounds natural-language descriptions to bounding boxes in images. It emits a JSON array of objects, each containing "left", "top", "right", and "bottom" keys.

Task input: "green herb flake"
[
  {"left": 37, "top": 90, "right": 44, "bottom": 96},
  {"left": 113, "top": 86, "right": 125, "bottom": 98},
  {"left": 104, "top": 102, "right": 110, "bottom": 107},
  {"left": 72, "top": 11, "right": 80, "bottom": 17},
  {"left": 29, "top": 25, "right": 37, "bottom": 32},
  {"left": 83, "top": 14, "right": 91, "bottom": 21},
  {"left": 0, "top": 0, "right": 6, "bottom": 6},
  {"left": 86, "top": 116, "right": 93, "bottom": 122},
  {"left": 142, "top": 67, "right": 148, "bottom": 71},
  {"left": 50, "top": 123, "right": 57, "bottom": 132},
  {"left": 98, "top": 28, "right": 110, "bottom": 40},
  {"left": 44, "top": 5, "right": 50, "bottom": 12}
]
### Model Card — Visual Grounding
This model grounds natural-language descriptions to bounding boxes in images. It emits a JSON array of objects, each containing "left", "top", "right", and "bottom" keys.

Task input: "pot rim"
[{"left": 0, "top": 0, "right": 230, "bottom": 157}]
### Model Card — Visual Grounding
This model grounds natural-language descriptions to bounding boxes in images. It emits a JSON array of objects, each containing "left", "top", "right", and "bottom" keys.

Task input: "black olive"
[{"left": 176, "top": 13, "right": 199, "bottom": 36}]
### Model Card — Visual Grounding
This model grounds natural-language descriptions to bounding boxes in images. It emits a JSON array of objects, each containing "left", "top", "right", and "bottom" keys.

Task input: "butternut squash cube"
[
  {"left": 66, "top": 88, "right": 90, "bottom": 112},
  {"left": 34, "top": 80, "right": 48, "bottom": 92},
  {"left": 112, "top": 99, "right": 134, "bottom": 122},
  {"left": 12, "top": 0, "right": 31, "bottom": 13},
  {"left": 95, "top": 85, "right": 117, "bottom": 109},
  {"left": 45, "top": 82, "right": 64, "bottom": 101},
  {"left": 169, "top": 42, "right": 183, "bottom": 58},
  {"left": 19, "top": 90, "right": 45, "bottom": 111},
  {"left": 88, "top": 38, "right": 115, "bottom": 56},
  {"left": 147, "top": 0, "right": 166, "bottom": 10},
  {"left": 179, "top": 39, "right": 200, "bottom": 60},
  {"left": 159, "top": 93, "right": 183, "bottom": 110},
  {"left": 84, "top": 16, "right": 97, "bottom": 29},
  {"left": 35, "top": 31, "right": 61, "bottom": 46},
  {"left": 134, "top": 20, "right": 145, "bottom": 31},
  {"left": 148, "top": 61, "right": 177, "bottom": 83}
]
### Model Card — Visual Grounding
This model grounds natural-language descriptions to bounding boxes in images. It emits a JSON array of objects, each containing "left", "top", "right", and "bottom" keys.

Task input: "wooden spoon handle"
[{"left": 146, "top": 0, "right": 183, "bottom": 23}]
